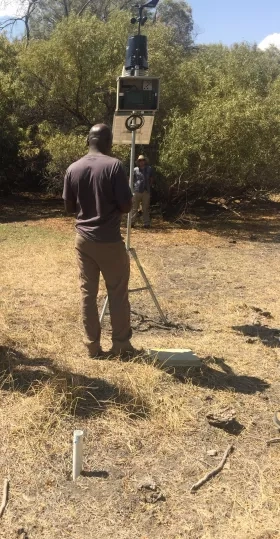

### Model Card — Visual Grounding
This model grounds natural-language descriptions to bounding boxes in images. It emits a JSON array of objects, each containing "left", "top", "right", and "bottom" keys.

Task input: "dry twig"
[
  {"left": 0, "top": 479, "right": 9, "bottom": 518},
  {"left": 190, "top": 445, "right": 234, "bottom": 493},
  {"left": 267, "top": 438, "right": 280, "bottom": 446}
]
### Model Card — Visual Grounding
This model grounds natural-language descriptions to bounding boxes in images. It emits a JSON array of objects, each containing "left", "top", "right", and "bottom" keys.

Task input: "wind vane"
[{"left": 131, "top": 0, "right": 160, "bottom": 34}]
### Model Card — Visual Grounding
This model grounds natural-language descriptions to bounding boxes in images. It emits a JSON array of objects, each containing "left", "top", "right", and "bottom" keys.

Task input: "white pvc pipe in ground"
[{"left": 73, "top": 430, "right": 84, "bottom": 481}]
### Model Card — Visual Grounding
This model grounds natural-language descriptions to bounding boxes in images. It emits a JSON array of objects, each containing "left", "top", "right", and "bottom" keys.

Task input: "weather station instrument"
[{"left": 100, "top": 0, "right": 167, "bottom": 326}]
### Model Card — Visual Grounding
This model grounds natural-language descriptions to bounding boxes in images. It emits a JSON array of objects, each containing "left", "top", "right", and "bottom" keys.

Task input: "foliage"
[
  {"left": 29, "top": 0, "right": 137, "bottom": 38},
  {"left": 159, "top": 43, "right": 280, "bottom": 200},
  {"left": 19, "top": 13, "right": 131, "bottom": 127},
  {"left": 19, "top": 123, "right": 131, "bottom": 193},
  {"left": 1, "top": 9, "right": 280, "bottom": 202},
  {"left": 0, "top": 0, "right": 135, "bottom": 41},
  {"left": 0, "top": 36, "right": 22, "bottom": 193},
  {"left": 157, "top": 0, "right": 194, "bottom": 49},
  {"left": 16, "top": 14, "right": 188, "bottom": 189},
  {"left": 160, "top": 91, "right": 280, "bottom": 198}
]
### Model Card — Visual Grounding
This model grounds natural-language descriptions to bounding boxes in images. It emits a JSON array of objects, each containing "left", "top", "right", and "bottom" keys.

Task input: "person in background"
[
  {"left": 131, "top": 154, "right": 154, "bottom": 229},
  {"left": 63, "top": 124, "right": 134, "bottom": 358}
]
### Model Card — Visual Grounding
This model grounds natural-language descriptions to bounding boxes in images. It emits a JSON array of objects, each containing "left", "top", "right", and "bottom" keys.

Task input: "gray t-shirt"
[{"left": 63, "top": 154, "right": 132, "bottom": 242}]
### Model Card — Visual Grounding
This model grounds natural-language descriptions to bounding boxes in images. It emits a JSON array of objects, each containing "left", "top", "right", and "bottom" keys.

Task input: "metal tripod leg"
[
  {"left": 99, "top": 247, "right": 167, "bottom": 325},
  {"left": 99, "top": 295, "right": 109, "bottom": 325},
  {"left": 129, "top": 247, "right": 167, "bottom": 324}
]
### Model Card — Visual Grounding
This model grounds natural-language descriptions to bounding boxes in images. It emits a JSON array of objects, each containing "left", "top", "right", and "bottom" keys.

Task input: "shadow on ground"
[
  {"left": 172, "top": 356, "right": 270, "bottom": 394},
  {"left": 147, "top": 198, "right": 280, "bottom": 243},
  {"left": 81, "top": 470, "right": 109, "bottom": 478},
  {"left": 2, "top": 195, "right": 280, "bottom": 245},
  {"left": 0, "top": 194, "right": 64, "bottom": 223},
  {"left": 233, "top": 324, "right": 280, "bottom": 348},
  {"left": 198, "top": 215, "right": 280, "bottom": 244},
  {"left": 0, "top": 346, "right": 149, "bottom": 419}
]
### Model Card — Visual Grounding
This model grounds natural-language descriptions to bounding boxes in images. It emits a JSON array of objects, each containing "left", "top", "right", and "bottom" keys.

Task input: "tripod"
[{"left": 99, "top": 114, "right": 167, "bottom": 326}]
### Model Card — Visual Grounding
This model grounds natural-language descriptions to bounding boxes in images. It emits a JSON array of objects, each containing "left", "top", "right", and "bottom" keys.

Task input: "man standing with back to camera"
[{"left": 63, "top": 124, "right": 134, "bottom": 358}]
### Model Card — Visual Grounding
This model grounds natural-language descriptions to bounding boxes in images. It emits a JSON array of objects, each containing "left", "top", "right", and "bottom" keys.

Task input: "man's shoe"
[
  {"left": 87, "top": 347, "right": 104, "bottom": 359},
  {"left": 108, "top": 345, "right": 137, "bottom": 360}
]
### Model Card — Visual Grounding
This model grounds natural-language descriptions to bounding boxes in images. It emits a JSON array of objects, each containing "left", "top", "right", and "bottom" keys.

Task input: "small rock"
[
  {"left": 138, "top": 477, "right": 166, "bottom": 504},
  {"left": 206, "top": 408, "right": 244, "bottom": 434},
  {"left": 262, "top": 311, "right": 273, "bottom": 319},
  {"left": 251, "top": 307, "right": 273, "bottom": 318},
  {"left": 252, "top": 306, "right": 262, "bottom": 313},
  {"left": 246, "top": 337, "right": 258, "bottom": 344},
  {"left": 17, "top": 529, "right": 28, "bottom": 539},
  {"left": 145, "top": 491, "right": 166, "bottom": 504},
  {"left": 207, "top": 408, "right": 236, "bottom": 427},
  {"left": 207, "top": 450, "right": 218, "bottom": 457},
  {"left": 259, "top": 394, "right": 269, "bottom": 401},
  {"left": 138, "top": 478, "right": 157, "bottom": 491}
]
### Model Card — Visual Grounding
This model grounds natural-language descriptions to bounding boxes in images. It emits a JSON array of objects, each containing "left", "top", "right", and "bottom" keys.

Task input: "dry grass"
[{"left": 0, "top": 195, "right": 280, "bottom": 538}]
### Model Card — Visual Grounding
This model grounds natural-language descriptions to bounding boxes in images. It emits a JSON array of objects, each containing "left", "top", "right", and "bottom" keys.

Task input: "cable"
[{"left": 125, "top": 113, "right": 145, "bottom": 132}]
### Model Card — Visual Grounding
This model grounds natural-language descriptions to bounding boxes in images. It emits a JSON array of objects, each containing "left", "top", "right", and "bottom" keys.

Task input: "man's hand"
[{"left": 64, "top": 200, "right": 76, "bottom": 215}]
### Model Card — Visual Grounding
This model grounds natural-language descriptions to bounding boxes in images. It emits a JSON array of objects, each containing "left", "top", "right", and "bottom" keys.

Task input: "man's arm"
[
  {"left": 62, "top": 169, "right": 77, "bottom": 214},
  {"left": 64, "top": 199, "right": 76, "bottom": 214},
  {"left": 113, "top": 162, "right": 133, "bottom": 214},
  {"left": 119, "top": 199, "right": 132, "bottom": 214}
]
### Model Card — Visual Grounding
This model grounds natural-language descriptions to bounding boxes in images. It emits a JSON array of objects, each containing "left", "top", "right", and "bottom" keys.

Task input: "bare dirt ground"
[{"left": 0, "top": 194, "right": 280, "bottom": 539}]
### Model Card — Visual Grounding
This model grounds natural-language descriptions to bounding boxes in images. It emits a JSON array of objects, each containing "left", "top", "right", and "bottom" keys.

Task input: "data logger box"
[{"left": 116, "top": 76, "right": 160, "bottom": 112}]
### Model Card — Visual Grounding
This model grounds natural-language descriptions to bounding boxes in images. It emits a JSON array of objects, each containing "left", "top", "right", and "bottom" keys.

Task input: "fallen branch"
[
  {"left": 190, "top": 444, "right": 234, "bottom": 493},
  {"left": 221, "top": 204, "right": 242, "bottom": 219},
  {"left": 0, "top": 479, "right": 9, "bottom": 518},
  {"left": 267, "top": 438, "right": 280, "bottom": 446}
]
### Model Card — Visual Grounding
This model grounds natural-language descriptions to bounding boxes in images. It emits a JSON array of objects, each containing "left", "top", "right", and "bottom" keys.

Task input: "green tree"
[
  {"left": 19, "top": 12, "right": 131, "bottom": 128},
  {"left": 17, "top": 13, "right": 187, "bottom": 185},
  {"left": 182, "top": 43, "right": 280, "bottom": 99},
  {"left": 29, "top": 0, "right": 135, "bottom": 38},
  {"left": 2, "top": 8, "right": 280, "bottom": 203},
  {"left": 160, "top": 88, "right": 280, "bottom": 198},
  {"left": 0, "top": 36, "right": 22, "bottom": 193},
  {"left": 0, "top": 0, "right": 135, "bottom": 40},
  {"left": 157, "top": 0, "right": 193, "bottom": 49},
  {"left": 156, "top": 43, "right": 280, "bottom": 202}
]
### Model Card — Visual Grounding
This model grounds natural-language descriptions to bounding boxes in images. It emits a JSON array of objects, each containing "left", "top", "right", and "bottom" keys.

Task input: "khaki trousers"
[
  {"left": 75, "top": 234, "right": 132, "bottom": 355},
  {"left": 132, "top": 191, "right": 150, "bottom": 226}
]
